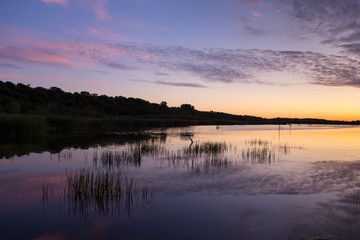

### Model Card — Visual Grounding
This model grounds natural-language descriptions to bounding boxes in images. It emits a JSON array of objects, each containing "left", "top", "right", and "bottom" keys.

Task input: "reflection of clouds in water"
[
  {"left": 289, "top": 190, "right": 360, "bottom": 239},
  {"left": 158, "top": 161, "right": 360, "bottom": 196},
  {"left": 157, "top": 160, "right": 360, "bottom": 239}
]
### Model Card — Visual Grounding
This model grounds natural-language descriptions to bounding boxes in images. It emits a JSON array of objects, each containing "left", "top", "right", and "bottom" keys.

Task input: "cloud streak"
[
  {"left": 131, "top": 79, "right": 206, "bottom": 88},
  {"left": 89, "top": 0, "right": 113, "bottom": 21},
  {"left": 0, "top": 74, "right": 26, "bottom": 79},
  {"left": 1, "top": 36, "right": 360, "bottom": 87},
  {"left": 41, "top": 0, "right": 112, "bottom": 21},
  {"left": 234, "top": 0, "right": 360, "bottom": 57},
  {"left": 155, "top": 81, "right": 206, "bottom": 88},
  {"left": 41, "top": 0, "right": 68, "bottom": 6}
]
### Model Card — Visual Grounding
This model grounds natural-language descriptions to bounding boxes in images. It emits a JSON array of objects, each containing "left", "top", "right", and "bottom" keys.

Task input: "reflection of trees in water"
[
  {"left": 43, "top": 168, "right": 154, "bottom": 220},
  {"left": 50, "top": 150, "right": 72, "bottom": 162},
  {"left": 1, "top": 130, "right": 155, "bottom": 159},
  {"left": 242, "top": 139, "right": 304, "bottom": 165}
]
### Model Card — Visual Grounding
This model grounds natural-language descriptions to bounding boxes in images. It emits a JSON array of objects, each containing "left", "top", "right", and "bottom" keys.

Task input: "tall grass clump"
[
  {"left": 94, "top": 149, "right": 142, "bottom": 168},
  {"left": 184, "top": 142, "right": 228, "bottom": 157},
  {"left": 180, "top": 142, "right": 229, "bottom": 173},
  {"left": 94, "top": 143, "right": 166, "bottom": 169},
  {"left": 242, "top": 146, "right": 275, "bottom": 165},
  {"left": 66, "top": 168, "right": 154, "bottom": 218},
  {"left": 242, "top": 139, "right": 304, "bottom": 165}
]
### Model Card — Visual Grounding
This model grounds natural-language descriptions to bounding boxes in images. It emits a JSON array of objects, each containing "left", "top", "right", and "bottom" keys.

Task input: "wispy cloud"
[
  {"left": 89, "top": 0, "right": 113, "bottom": 21},
  {"left": 41, "top": 0, "right": 112, "bottom": 21},
  {"left": 131, "top": 79, "right": 206, "bottom": 88},
  {"left": 0, "top": 63, "right": 22, "bottom": 69},
  {"left": 87, "top": 27, "right": 126, "bottom": 41},
  {"left": 0, "top": 45, "right": 80, "bottom": 68},
  {"left": 41, "top": 0, "right": 68, "bottom": 6},
  {"left": 155, "top": 81, "right": 206, "bottom": 88},
  {"left": 1, "top": 35, "right": 360, "bottom": 87},
  {"left": 252, "top": 11, "right": 263, "bottom": 18},
  {"left": 0, "top": 74, "right": 26, "bottom": 79},
  {"left": 234, "top": 0, "right": 360, "bottom": 56}
]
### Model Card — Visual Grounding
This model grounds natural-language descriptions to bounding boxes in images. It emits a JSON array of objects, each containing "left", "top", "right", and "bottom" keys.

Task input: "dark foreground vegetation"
[{"left": 1, "top": 80, "right": 359, "bottom": 139}]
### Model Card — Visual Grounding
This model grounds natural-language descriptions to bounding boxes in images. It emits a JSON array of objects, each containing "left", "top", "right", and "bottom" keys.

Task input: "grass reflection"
[
  {"left": 93, "top": 143, "right": 167, "bottom": 168},
  {"left": 66, "top": 169, "right": 154, "bottom": 218},
  {"left": 242, "top": 139, "right": 304, "bottom": 165},
  {"left": 184, "top": 142, "right": 228, "bottom": 156},
  {"left": 91, "top": 139, "right": 304, "bottom": 172},
  {"left": 91, "top": 141, "right": 231, "bottom": 174},
  {"left": 42, "top": 168, "right": 154, "bottom": 219},
  {"left": 242, "top": 146, "right": 275, "bottom": 165}
]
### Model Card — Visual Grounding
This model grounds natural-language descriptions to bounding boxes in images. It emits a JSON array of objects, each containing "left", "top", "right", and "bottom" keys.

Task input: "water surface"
[{"left": 1, "top": 125, "right": 360, "bottom": 239}]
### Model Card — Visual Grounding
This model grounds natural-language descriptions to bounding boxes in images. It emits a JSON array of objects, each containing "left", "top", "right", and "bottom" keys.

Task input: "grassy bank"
[
  {"left": 0, "top": 114, "right": 245, "bottom": 137},
  {"left": 1, "top": 113, "right": 359, "bottom": 145},
  {"left": 0, "top": 114, "right": 47, "bottom": 141}
]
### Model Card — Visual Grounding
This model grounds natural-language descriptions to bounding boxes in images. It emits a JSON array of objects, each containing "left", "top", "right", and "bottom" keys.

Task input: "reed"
[
  {"left": 184, "top": 142, "right": 228, "bottom": 157},
  {"left": 242, "top": 139, "right": 305, "bottom": 165},
  {"left": 242, "top": 146, "right": 275, "bottom": 165},
  {"left": 66, "top": 168, "right": 153, "bottom": 218},
  {"left": 94, "top": 149, "right": 141, "bottom": 168},
  {"left": 93, "top": 142, "right": 168, "bottom": 169}
]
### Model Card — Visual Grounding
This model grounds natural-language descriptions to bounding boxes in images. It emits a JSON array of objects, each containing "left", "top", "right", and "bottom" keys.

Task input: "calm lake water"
[{"left": 1, "top": 125, "right": 360, "bottom": 240}]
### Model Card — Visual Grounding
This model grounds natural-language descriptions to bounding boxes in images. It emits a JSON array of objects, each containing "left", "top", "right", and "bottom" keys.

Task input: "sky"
[{"left": 1, "top": 0, "right": 360, "bottom": 121}]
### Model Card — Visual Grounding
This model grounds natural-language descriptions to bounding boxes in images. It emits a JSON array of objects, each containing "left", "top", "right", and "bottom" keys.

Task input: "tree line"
[{"left": 0, "top": 80, "right": 358, "bottom": 125}]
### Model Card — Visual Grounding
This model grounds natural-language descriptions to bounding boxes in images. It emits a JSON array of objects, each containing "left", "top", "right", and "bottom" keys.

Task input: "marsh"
[{"left": 1, "top": 125, "right": 360, "bottom": 239}]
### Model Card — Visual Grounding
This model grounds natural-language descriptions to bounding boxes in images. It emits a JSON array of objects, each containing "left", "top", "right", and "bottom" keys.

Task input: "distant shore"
[{"left": 1, "top": 81, "right": 359, "bottom": 140}]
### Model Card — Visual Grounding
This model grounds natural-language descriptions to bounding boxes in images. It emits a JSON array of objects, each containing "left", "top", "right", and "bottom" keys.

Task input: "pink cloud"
[
  {"left": 0, "top": 26, "right": 159, "bottom": 73},
  {"left": 252, "top": 11, "right": 263, "bottom": 17},
  {"left": 90, "top": 0, "right": 113, "bottom": 21},
  {"left": 87, "top": 27, "right": 127, "bottom": 41},
  {"left": 41, "top": 0, "right": 68, "bottom": 6},
  {"left": 0, "top": 39, "right": 158, "bottom": 71},
  {"left": 14, "top": 40, "right": 73, "bottom": 52},
  {"left": 88, "top": 28, "right": 101, "bottom": 34},
  {"left": 0, "top": 45, "right": 81, "bottom": 69},
  {"left": 0, "top": 74, "right": 26, "bottom": 79}
]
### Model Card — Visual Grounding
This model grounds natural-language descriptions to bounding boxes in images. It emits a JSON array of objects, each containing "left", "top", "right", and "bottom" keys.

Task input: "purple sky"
[{"left": 1, "top": 0, "right": 360, "bottom": 120}]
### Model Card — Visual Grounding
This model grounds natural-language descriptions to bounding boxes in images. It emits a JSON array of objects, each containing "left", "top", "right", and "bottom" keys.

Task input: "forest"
[{"left": 1, "top": 80, "right": 359, "bottom": 131}]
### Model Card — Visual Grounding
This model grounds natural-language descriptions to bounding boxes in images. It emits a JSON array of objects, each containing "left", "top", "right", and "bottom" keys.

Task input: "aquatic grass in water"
[
  {"left": 242, "top": 146, "right": 275, "bottom": 165},
  {"left": 93, "top": 143, "right": 166, "bottom": 168},
  {"left": 66, "top": 168, "right": 153, "bottom": 218},
  {"left": 91, "top": 141, "right": 231, "bottom": 174},
  {"left": 242, "top": 139, "right": 305, "bottom": 165},
  {"left": 184, "top": 142, "right": 228, "bottom": 157},
  {"left": 7, "top": 125, "right": 360, "bottom": 240},
  {"left": 164, "top": 142, "right": 231, "bottom": 173},
  {"left": 92, "top": 139, "right": 303, "bottom": 172}
]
